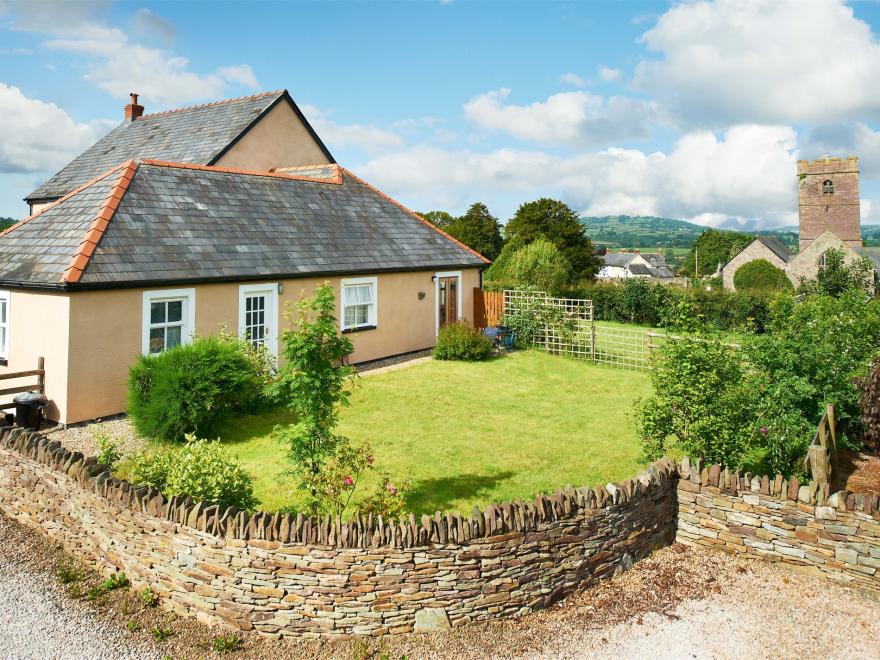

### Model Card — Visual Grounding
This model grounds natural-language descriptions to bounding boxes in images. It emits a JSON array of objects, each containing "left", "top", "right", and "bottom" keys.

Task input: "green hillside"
[
  {"left": 581, "top": 215, "right": 702, "bottom": 249},
  {"left": 0, "top": 217, "right": 14, "bottom": 231}
]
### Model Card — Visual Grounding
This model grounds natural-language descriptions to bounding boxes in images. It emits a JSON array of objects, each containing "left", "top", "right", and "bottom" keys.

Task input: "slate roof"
[
  {"left": 26, "top": 91, "right": 333, "bottom": 203},
  {"left": 0, "top": 161, "right": 488, "bottom": 288},
  {"left": 755, "top": 236, "right": 791, "bottom": 263},
  {"left": 601, "top": 251, "right": 673, "bottom": 278}
]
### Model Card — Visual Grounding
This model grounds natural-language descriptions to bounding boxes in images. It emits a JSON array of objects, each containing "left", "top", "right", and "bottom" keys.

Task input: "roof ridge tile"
[
  {"left": 139, "top": 90, "right": 285, "bottom": 119},
  {"left": 61, "top": 160, "right": 139, "bottom": 284},
  {"left": 0, "top": 162, "right": 132, "bottom": 240},
  {"left": 139, "top": 159, "right": 342, "bottom": 185}
]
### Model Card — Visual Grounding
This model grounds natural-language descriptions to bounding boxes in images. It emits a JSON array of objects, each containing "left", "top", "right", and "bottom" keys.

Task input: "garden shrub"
[
  {"left": 128, "top": 334, "right": 271, "bottom": 442},
  {"left": 131, "top": 435, "right": 257, "bottom": 510},
  {"left": 733, "top": 259, "right": 792, "bottom": 292},
  {"left": 637, "top": 291, "right": 880, "bottom": 477},
  {"left": 433, "top": 322, "right": 494, "bottom": 361},
  {"left": 505, "top": 238, "right": 571, "bottom": 293}
]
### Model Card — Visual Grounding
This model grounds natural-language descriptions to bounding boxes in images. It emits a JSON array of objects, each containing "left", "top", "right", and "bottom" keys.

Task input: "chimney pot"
[{"left": 124, "top": 92, "right": 144, "bottom": 122}]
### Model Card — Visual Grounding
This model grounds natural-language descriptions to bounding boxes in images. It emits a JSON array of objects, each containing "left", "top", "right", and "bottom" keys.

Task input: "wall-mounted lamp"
[
  {"left": 278, "top": 283, "right": 284, "bottom": 294},
  {"left": 418, "top": 291, "right": 426, "bottom": 300}
]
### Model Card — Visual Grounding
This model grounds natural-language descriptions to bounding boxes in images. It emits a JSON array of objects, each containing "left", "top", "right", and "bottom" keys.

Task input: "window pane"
[
  {"left": 0, "top": 327, "right": 6, "bottom": 352},
  {"left": 167, "top": 300, "right": 183, "bottom": 323},
  {"left": 166, "top": 325, "right": 182, "bottom": 349},
  {"left": 149, "top": 327, "right": 165, "bottom": 354},
  {"left": 344, "top": 307, "right": 356, "bottom": 327},
  {"left": 0, "top": 299, "right": 6, "bottom": 324},
  {"left": 150, "top": 301, "right": 165, "bottom": 324},
  {"left": 355, "top": 304, "right": 368, "bottom": 325}
]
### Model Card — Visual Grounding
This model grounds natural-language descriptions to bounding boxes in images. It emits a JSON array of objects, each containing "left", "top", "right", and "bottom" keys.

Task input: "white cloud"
[
  {"left": 0, "top": 82, "right": 114, "bottom": 174},
  {"left": 355, "top": 124, "right": 798, "bottom": 226},
  {"left": 463, "top": 88, "right": 654, "bottom": 148},
  {"left": 301, "top": 106, "right": 404, "bottom": 154},
  {"left": 597, "top": 66, "right": 621, "bottom": 82},
  {"left": 559, "top": 72, "right": 587, "bottom": 88},
  {"left": 8, "top": 3, "right": 258, "bottom": 107},
  {"left": 635, "top": 0, "right": 880, "bottom": 126}
]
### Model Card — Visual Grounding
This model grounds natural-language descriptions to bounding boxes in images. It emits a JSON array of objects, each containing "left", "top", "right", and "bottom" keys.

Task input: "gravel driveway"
[
  {"left": 0, "top": 516, "right": 158, "bottom": 660},
  {"left": 1, "top": 510, "right": 878, "bottom": 659}
]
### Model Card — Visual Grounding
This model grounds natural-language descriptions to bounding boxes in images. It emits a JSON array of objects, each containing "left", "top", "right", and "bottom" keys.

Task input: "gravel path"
[{"left": 0, "top": 516, "right": 158, "bottom": 660}]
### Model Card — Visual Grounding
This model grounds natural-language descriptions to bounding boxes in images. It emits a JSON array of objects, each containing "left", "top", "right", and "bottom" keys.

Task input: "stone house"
[
  {"left": 0, "top": 91, "right": 488, "bottom": 424},
  {"left": 722, "top": 155, "right": 877, "bottom": 290}
]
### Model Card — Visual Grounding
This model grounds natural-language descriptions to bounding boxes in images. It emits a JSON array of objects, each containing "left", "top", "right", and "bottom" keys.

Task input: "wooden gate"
[{"left": 473, "top": 289, "right": 504, "bottom": 329}]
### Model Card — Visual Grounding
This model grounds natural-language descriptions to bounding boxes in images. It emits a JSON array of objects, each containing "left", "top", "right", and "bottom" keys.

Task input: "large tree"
[
  {"left": 504, "top": 198, "right": 600, "bottom": 281},
  {"left": 683, "top": 229, "right": 754, "bottom": 277},
  {"left": 445, "top": 203, "right": 504, "bottom": 261},
  {"left": 418, "top": 210, "right": 455, "bottom": 229}
]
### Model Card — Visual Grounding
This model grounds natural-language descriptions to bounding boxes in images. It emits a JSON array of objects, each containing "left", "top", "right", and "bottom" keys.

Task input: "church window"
[
  {"left": 822, "top": 179, "right": 834, "bottom": 194},
  {"left": 817, "top": 251, "right": 828, "bottom": 269}
]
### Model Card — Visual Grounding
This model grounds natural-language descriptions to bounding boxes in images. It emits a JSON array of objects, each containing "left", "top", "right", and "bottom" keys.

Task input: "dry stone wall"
[
  {"left": 675, "top": 457, "right": 880, "bottom": 592},
  {"left": 0, "top": 427, "right": 677, "bottom": 638}
]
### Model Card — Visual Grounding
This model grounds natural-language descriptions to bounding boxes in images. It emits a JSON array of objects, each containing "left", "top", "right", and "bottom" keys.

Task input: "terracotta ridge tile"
[
  {"left": 0, "top": 162, "right": 132, "bottom": 240},
  {"left": 339, "top": 167, "right": 491, "bottom": 264},
  {"left": 139, "top": 90, "right": 285, "bottom": 119},
  {"left": 61, "top": 160, "right": 139, "bottom": 285},
  {"left": 139, "top": 159, "right": 342, "bottom": 185}
]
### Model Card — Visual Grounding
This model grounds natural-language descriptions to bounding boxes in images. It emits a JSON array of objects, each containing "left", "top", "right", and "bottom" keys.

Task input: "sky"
[{"left": 2, "top": 0, "right": 880, "bottom": 230}]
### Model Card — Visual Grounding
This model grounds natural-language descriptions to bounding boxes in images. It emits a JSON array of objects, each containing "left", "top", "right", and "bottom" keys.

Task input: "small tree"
[
  {"left": 270, "top": 284, "right": 356, "bottom": 503},
  {"left": 733, "top": 259, "right": 792, "bottom": 292},
  {"left": 507, "top": 238, "right": 571, "bottom": 293},
  {"left": 445, "top": 202, "right": 504, "bottom": 261}
]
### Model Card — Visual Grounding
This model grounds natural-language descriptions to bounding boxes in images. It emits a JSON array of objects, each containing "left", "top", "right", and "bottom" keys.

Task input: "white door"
[{"left": 238, "top": 284, "right": 278, "bottom": 357}]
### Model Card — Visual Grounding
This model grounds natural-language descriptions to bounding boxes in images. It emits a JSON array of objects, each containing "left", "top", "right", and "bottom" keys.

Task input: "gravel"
[{"left": 44, "top": 416, "right": 145, "bottom": 461}]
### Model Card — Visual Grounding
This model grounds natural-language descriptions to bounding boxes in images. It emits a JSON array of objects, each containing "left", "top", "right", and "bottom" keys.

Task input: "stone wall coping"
[
  {"left": 674, "top": 455, "right": 880, "bottom": 519},
  {"left": 0, "top": 425, "right": 679, "bottom": 549}
]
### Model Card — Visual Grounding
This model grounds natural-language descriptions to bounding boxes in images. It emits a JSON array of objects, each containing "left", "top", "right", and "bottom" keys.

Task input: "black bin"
[{"left": 14, "top": 391, "right": 48, "bottom": 430}]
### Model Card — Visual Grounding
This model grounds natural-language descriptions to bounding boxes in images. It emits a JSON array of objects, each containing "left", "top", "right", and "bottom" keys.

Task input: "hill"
[
  {"left": 581, "top": 215, "right": 702, "bottom": 249},
  {"left": 0, "top": 217, "right": 14, "bottom": 231}
]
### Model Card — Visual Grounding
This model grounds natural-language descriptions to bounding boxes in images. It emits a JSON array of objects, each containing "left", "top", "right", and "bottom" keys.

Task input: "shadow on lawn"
[
  {"left": 218, "top": 407, "right": 295, "bottom": 445},
  {"left": 406, "top": 471, "right": 516, "bottom": 515}
]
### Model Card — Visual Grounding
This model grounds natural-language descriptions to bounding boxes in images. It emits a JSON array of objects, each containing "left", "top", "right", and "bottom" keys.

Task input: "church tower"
[{"left": 797, "top": 155, "right": 861, "bottom": 251}]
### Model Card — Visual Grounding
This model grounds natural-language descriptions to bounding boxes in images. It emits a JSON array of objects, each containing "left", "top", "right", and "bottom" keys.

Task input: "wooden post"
[
  {"left": 827, "top": 403, "right": 838, "bottom": 478},
  {"left": 37, "top": 356, "right": 44, "bottom": 393},
  {"left": 591, "top": 322, "right": 596, "bottom": 363},
  {"left": 647, "top": 332, "right": 654, "bottom": 366}
]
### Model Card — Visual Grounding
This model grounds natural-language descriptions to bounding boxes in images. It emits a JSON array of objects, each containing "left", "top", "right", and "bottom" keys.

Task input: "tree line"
[{"left": 419, "top": 198, "right": 600, "bottom": 289}]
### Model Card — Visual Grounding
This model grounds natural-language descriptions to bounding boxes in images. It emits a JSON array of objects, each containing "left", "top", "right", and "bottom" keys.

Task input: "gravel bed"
[{"left": 44, "top": 415, "right": 145, "bottom": 461}]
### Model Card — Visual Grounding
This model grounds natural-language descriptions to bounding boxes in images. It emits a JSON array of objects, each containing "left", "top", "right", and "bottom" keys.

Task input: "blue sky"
[{"left": 2, "top": 0, "right": 880, "bottom": 229}]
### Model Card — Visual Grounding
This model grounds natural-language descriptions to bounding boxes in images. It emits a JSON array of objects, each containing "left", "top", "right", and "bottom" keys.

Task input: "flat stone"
[{"left": 414, "top": 607, "right": 451, "bottom": 633}]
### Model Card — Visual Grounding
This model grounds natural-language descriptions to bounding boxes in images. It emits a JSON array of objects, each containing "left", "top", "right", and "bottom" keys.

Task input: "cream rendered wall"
[
  {"left": 65, "top": 268, "right": 481, "bottom": 424},
  {"left": 215, "top": 101, "right": 332, "bottom": 171},
  {"left": 0, "top": 291, "right": 70, "bottom": 422}
]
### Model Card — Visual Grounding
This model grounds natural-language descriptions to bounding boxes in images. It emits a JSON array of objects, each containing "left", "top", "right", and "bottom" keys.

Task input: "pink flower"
[
  {"left": 386, "top": 483, "right": 397, "bottom": 495},
  {"left": 343, "top": 476, "right": 354, "bottom": 486},
  {"left": 759, "top": 426, "right": 768, "bottom": 435}
]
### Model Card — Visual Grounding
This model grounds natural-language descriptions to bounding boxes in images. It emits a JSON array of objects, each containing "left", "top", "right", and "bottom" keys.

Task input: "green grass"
[{"left": 214, "top": 351, "right": 651, "bottom": 515}]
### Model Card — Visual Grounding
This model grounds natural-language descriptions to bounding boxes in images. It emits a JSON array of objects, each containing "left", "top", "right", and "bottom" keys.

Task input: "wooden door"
[{"left": 438, "top": 276, "right": 459, "bottom": 329}]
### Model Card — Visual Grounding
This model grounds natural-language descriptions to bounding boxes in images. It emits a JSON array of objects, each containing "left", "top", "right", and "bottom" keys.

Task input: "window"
[
  {"left": 823, "top": 179, "right": 834, "bottom": 195},
  {"left": 341, "top": 277, "right": 377, "bottom": 331},
  {"left": 142, "top": 289, "right": 195, "bottom": 355},
  {"left": 817, "top": 251, "right": 828, "bottom": 269},
  {"left": 0, "top": 291, "right": 9, "bottom": 361},
  {"left": 238, "top": 284, "right": 278, "bottom": 356}
]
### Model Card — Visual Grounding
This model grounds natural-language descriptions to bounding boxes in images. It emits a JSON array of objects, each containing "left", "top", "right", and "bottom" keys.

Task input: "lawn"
[{"left": 216, "top": 350, "right": 652, "bottom": 515}]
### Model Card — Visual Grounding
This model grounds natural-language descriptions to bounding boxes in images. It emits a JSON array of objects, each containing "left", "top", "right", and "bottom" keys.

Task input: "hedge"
[
  {"left": 733, "top": 259, "right": 793, "bottom": 292},
  {"left": 485, "top": 279, "right": 775, "bottom": 333}
]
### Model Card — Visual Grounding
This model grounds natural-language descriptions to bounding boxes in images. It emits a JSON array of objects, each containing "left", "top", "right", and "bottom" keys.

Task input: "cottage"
[
  {"left": 0, "top": 91, "right": 488, "bottom": 424},
  {"left": 597, "top": 251, "right": 674, "bottom": 280}
]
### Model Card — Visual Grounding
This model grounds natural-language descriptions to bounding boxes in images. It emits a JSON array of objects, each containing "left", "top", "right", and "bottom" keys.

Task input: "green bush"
[
  {"left": 131, "top": 436, "right": 257, "bottom": 510},
  {"left": 505, "top": 238, "right": 571, "bottom": 293},
  {"left": 128, "top": 334, "right": 272, "bottom": 442},
  {"left": 433, "top": 322, "right": 494, "bottom": 361},
  {"left": 733, "top": 259, "right": 792, "bottom": 292}
]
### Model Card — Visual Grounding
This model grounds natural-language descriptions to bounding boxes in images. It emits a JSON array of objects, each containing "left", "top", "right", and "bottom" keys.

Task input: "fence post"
[
  {"left": 591, "top": 322, "right": 596, "bottom": 363},
  {"left": 647, "top": 332, "right": 654, "bottom": 366},
  {"left": 37, "top": 356, "right": 45, "bottom": 393}
]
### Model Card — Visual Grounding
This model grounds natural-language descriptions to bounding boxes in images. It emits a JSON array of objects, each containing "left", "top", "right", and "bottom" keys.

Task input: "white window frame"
[
  {"left": 238, "top": 283, "right": 279, "bottom": 357},
  {"left": 141, "top": 288, "right": 196, "bottom": 356},
  {"left": 0, "top": 290, "right": 9, "bottom": 361},
  {"left": 340, "top": 276, "right": 378, "bottom": 332},
  {"left": 434, "top": 271, "right": 463, "bottom": 336}
]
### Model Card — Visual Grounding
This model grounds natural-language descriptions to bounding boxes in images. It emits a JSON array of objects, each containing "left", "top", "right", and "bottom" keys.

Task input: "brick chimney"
[{"left": 124, "top": 93, "right": 144, "bottom": 122}]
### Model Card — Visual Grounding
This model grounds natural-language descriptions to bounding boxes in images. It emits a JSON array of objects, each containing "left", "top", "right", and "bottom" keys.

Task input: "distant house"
[
  {"left": 0, "top": 91, "right": 488, "bottom": 425},
  {"left": 598, "top": 251, "right": 674, "bottom": 280},
  {"left": 722, "top": 155, "right": 879, "bottom": 290}
]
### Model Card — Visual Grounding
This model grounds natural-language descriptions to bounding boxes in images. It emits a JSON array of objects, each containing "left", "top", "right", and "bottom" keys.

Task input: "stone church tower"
[{"left": 797, "top": 155, "right": 861, "bottom": 251}]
